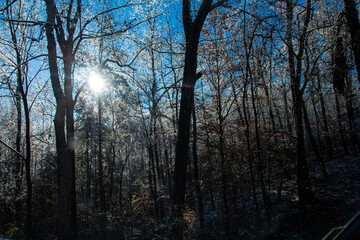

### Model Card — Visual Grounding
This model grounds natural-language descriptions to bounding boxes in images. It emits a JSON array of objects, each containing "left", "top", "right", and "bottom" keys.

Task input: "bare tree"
[
  {"left": 172, "top": 0, "right": 227, "bottom": 238},
  {"left": 285, "top": 0, "right": 316, "bottom": 211}
]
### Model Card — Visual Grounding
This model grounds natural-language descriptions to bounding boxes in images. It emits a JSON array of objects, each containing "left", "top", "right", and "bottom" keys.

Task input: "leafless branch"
[
  {"left": 210, "top": 0, "right": 230, "bottom": 11},
  {"left": 0, "top": 17, "right": 44, "bottom": 26},
  {"left": 0, "top": 138, "right": 25, "bottom": 160},
  {"left": 0, "top": 0, "right": 17, "bottom": 13}
]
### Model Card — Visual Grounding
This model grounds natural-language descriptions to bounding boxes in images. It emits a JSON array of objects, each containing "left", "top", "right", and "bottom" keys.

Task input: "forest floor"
[{"left": 266, "top": 153, "right": 360, "bottom": 240}]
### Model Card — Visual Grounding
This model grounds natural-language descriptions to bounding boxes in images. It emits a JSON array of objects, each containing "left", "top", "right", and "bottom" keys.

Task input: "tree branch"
[
  {"left": 0, "top": 0, "right": 17, "bottom": 13},
  {"left": 0, "top": 138, "right": 25, "bottom": 160},
  {"left": 210, "top": 0, "right": 229, "bottom": 11}
]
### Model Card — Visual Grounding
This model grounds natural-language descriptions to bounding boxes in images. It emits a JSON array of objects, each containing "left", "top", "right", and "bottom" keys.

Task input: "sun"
[{"left": 88, "top": 71, "right": 105, "bottom": 93}]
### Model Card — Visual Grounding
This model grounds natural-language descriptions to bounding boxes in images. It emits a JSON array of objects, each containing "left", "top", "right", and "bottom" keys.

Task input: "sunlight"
[{"left": 88, "top": 71, "right": 105, "bottom": 93}]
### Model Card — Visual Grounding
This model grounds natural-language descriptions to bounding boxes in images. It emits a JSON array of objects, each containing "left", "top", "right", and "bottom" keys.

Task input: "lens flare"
[{"left": 88, "top": 72, "right": 105, "bottom": 92}]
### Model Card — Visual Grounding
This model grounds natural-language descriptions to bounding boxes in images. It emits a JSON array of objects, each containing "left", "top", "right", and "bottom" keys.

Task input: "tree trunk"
[
  {"left": 22, "top": 97, "right": 33, "bottom": 239},
  {"left": 147, "top": 144, "right": 159, "bottom": 218},
  {"left": 219, "top": 118, "right": 229, "bottom": 231},
  {"left": 286, "top": 0, "right": 315, "bottom": 211},
  {"left": 343, "top": 0, "right": 360, "bottom": 84},
  {"left": 295, "top": 97, "right": 315, "bottom": 209},
  {"left": 318, "top": 79, "right": 333, "bottom": 159},
  {"left": 8, "top": 14, "right": 33, "bottom": 237},
  {"left": 97, "top": 95, "right": 106, "bottom": 235},
  {"left": 173, "top": 2, "right": 215, "bottom": 238},
  {"left": 44, "top": 1, "right": 78, "bottom": 238},
  {"left": 172, "top": 2, "right": 222, "bottom": 240},
  {"left": 86, "top": 135, "right": 91, "bottom": 204},
  {"left": 192, "top": 107, "right": 204, "bottom": 232},
  {"left": 344, "top": 77, "right": 360, "bottom": 152},
  {"left": 250, "top": 73, "right": 271, "bottom": 222},
  {"left": 15, "top": 85, "right": 22, "bottom": 223},
  {"left": 97, "top": 96, "right": 105, "bottom": 212},
  {"left": 335, "top": 93, "right": 349, "bottom": 155},
  {"left": 243, "top": 88, "right": 261, "bottom": 220},
  {"left": 64, "top": 59, "right": 78, "bottom": 240},
  {"left": 302, "top": 102, "right": 329, "bottom": 180}
]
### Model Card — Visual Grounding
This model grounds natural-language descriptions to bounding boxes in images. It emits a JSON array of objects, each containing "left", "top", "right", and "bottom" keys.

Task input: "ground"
[{"left": 268, "top": 154, "right": 360, "bottom": 240}]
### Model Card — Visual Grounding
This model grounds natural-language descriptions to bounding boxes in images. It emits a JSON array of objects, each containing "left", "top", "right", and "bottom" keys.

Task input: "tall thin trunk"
[
  {"left": 243, "top": 88, "right": 260, "bottom": 220},
  {"left": 219, "top": 117, "right": 229, "bottom": 230},
  {"left": 318, "top": 79, "right": 333, "bottom": 159},
  {"left": 119, "top": 158, "right": 128, "bottom": 213},
  {"left": 148, "top": 143, "right": 159, "bottom": 217},
  {"left": 108, "top": 145, "right": 115, "bottom": 208},
  {"left": 15, "top": 86, "right": 22, "bottom": 222},
  {"left": 335, "top": 93, "right": 348, "bottom": 155},
  {"left": 97, "top": 95, "right": 106, "bottom": 235},
  {"left": 98, "top": 96, "right": 105, "bottom": 212},
  {"left": 23, "top": 96, "right": 33, "bottom": 240},
  {"left": 8, "top": 12, "right": 33, "bottom": 237},
  {"left": 283, "top": 87, "right": 292, "bottom": 133},
  {"left": 250, "top": 77, "right": 270, "bottom": 222},
  {"left": 302, "top": 102, "right": 329, "bottom": 180},
  {"left": 86, "top": 135, "right": 91, "bottom": 203},
  {"left": 286, "top": 0, "right": 315, "bottom": 210},
  {"left": 311, "top": 93, "right": 326, "bottom": 164},
  {"left": 6, "top": 3, "right": 22, "bottom": 224}
]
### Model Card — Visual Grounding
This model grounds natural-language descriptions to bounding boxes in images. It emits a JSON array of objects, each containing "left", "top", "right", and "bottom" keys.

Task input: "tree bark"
[{"left": 343, "top": 0, "right": 360, "bottom": 84}]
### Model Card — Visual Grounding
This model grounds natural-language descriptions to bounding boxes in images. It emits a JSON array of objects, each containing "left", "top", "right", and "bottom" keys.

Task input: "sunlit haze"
[{"left": 88, "top": 72, "right": 105, "bottom": 93}]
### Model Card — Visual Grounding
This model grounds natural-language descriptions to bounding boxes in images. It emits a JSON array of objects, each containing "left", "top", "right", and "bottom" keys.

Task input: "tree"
[
  {"left": 343, "top": 0, "right": 360, "bottom": 84},
  {"left": 44, "top": 1, "right": 81, "bottom": 238},
  {"left": 172, "top": 0, "right": 227, "bottom": 238},
  {"left": 1, "top": 0, "right": 45, "bottom": 237},
  {"left": 44, "top": 0, "right": 145, "bottom": 238},
  {"left": 285, "top": 0, "right": 316, "bottom": 211}
]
